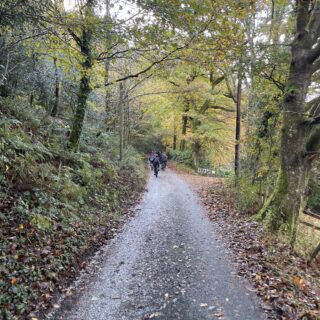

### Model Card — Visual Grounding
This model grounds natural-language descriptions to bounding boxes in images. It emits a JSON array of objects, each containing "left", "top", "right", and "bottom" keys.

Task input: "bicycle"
[
  {"left": 161, "top": 161, "right": 167, "bottom": 170},
  {"left": 153, "top": 163, "right": 159, "bottom": 177}
]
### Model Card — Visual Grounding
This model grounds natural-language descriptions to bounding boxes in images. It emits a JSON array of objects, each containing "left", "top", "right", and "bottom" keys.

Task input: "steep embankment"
[{"left": 0, "top": 98, "right": 147, "bottom": 319}]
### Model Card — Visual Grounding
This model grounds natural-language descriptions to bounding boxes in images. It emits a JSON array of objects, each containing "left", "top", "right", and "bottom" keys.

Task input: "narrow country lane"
[{"left": 55, "top": 169, "right": 266, "bottom": 320}]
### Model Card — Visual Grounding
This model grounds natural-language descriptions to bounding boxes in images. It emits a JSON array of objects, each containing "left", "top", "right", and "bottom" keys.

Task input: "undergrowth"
[
  {"left": 223, "top": 175, "right": 263, "bottom": 215},
  {"left": 223, "top": 174, "right": 320, "bottom": 260},
  {"left": 0, "top": 97, "right": 146, "bottom": 319},
  {"left": 169, "top": 150, "right": 194, "bottom": 168}
]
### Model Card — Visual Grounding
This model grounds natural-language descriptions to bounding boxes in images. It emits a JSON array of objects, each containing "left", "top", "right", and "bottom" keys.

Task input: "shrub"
[
  {"left": 0, "top": 97, "right": 147, "bottom": 318},
  {"left": 170, "top": 149, "right": 193, "bottom": 167},
  {"left": 224, "top": 175, "right": 262, "bottom": 214},
  {"left": 121, "top": 146, "right": 146, "bottom": 182}
]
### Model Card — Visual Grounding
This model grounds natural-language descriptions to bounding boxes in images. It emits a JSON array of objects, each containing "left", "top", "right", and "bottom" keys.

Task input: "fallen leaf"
[
  {"left": 148, "top": 312, "right": 162, "bottom": 318},
  {"left": 200, "top": 303, "right": 208, "bottom": 308}
]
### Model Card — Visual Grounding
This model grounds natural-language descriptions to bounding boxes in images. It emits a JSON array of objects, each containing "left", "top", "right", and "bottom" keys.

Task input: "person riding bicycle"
[
  {"left": 160, "top": 152, "right": 168, "bottom": 169},
  {"left": 148, "top": 151, "right": 156, "bottom": 170},
  {"left": 152, "top": 154, "right": 160, "bottom": 176},
  {"left": 148, "top": 151, "right": 160, "bottom": 176},
  {"left": 156, "top": 151, "right": 167, "bottom": 170}
]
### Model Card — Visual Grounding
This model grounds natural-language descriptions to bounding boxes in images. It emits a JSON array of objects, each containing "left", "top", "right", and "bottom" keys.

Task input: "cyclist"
[
  {"left": 148, "top": 151, "right": 156, "bottom": 170},
  {"left": 160, "top": 152, "right": 168, "bottom": 170},
  {"left": 152, "top": 154, "right": 160, "bottom": 177}
]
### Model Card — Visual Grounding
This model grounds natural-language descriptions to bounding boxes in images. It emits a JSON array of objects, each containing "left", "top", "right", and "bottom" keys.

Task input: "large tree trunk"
[
  {"left": 258, "top": 96, "right": 312, "bottom": 242},
  {"left": 257, "top": 0, "right": 316, "bottom": 242},
  {"left": 68, "top": 1, "right": 94, "bottom": 150},
  {"left": 192, "top": 139, "right": 201, "bottom": 168}
]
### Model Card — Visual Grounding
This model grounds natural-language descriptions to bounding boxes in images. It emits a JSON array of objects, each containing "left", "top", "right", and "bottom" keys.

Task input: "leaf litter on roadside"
[{"left": 179, "top": 172, "right": 320, "bottom": 320}]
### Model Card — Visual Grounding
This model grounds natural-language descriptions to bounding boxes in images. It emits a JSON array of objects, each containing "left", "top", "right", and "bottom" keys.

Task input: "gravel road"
[{"left": 55, "top": 169, "right": 266, "bottom": 320}]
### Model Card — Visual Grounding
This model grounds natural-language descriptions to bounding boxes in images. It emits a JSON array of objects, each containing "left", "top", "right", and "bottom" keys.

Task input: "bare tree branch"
[
  {"left": 128, "top": 89, "right": 196, "bottom": 102},
  {"left": 262, "top": 71, "right": 286, "bottom": 91},
  {"left": 67, "top": 28, "right": 82, "bottom": 47},
  {"left": 105, "top": 45, "right": 185, "bottom": 86}
]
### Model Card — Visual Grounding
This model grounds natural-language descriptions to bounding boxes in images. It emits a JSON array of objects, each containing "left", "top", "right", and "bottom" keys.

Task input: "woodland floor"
[{"left": 46, "top": 168, "right": 319, "bottom": 320}]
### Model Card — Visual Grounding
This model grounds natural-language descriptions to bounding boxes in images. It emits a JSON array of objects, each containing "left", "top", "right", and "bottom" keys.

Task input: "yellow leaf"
[{"left": 292, "top": 276, "right": 307, "bottom": 291}]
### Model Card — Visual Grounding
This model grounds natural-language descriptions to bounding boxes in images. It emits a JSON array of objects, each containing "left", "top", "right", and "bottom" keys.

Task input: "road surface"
[{"left": 54, "top": 169, "right": 266, "bottom": 320}]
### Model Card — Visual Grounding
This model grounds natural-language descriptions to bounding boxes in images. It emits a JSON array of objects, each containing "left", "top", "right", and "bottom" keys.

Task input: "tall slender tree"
[{"left": 68, "top": 0, "right": 95, "bottom": 150}]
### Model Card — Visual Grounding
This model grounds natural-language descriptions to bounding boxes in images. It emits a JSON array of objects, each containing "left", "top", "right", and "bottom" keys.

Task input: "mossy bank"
[{"left": 0, "top": 97, "right": 147, "bottom": 320}]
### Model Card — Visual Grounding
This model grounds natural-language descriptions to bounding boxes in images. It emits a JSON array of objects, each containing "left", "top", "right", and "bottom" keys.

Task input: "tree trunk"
[
  {"left": 173, "top": 133, "right": 177, "bottom": 150},
  {"left": 180, "top": 101, "right": 189, "bottom": 151},
  {"left": 69, "top": 72, "right": 91, "bottom": 150},
  {"left": 192, "top": 139, "right": 201, "bottom": 168},
  {"left": 51, "top": 57, "right": 60, "bottom": 117},
  {"left": 257, "top": 19, "right": 313, "bottom": 242},
  {"left": 234, "top": 76, "right": 242, "bottom": 176},
  {"left": 173, "top": 115, "right": 177, "bottom": 150},
  {"left": 68, "top": 0, "right": 94, "bottom": 150},
  {"left": 180, "top": 113, "right": 187, "bottom": 151},
  {"left": 257, "top": 0, "right": 320, "bottom": 243},
  {"left": 29, "top": 93, "right": 34, "bottom": 107},
  {"left": 124, "top": 92, "right": 130, "bottom": 149},
  {"left": 104, "top": 0, "right": 112, "bottom": 131},
  {"left": 118, "top": 83, "right": 125, "bottom": 161}
]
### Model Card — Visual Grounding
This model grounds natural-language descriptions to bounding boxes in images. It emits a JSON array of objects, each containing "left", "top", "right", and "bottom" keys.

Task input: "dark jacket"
[{"left": 153, "top": 156, "right": 160, "bottom": 166}]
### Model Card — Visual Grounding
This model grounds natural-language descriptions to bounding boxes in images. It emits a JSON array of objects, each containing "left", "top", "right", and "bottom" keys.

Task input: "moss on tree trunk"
[
  {"left": 67, "top": 0, "right": 94, "bottom": 151},
  {"left": 69, "top": 73, "right": 91, "bottom": 150},
  {"left": 257, "top": 164, "right": 310, "bottom": 244},
  {"left": 256, "top": 0, "right": 320, "bottom": 244}
]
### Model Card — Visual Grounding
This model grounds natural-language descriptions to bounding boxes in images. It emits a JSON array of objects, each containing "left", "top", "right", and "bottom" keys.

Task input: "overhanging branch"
[
  {"left": 105, "top": 45, "right": 185, "bottom": 86},
  {"left": 262, "top": 71, "right": 286, "bottom": 91},
  {"left": 68, "top": 28, "right": 82, "bottom": 47},
  {"left": 128, "top": 89, "right": 196, "bottom": 102}
]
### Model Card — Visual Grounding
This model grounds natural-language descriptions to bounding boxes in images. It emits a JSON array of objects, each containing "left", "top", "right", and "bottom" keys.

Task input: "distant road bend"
[{"left": 55, "top": 169, "right": 266, "bottom": 320}]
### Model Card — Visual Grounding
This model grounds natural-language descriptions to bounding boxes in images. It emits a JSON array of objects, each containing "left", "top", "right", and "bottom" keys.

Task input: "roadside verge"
[{"left": 178, "top": 171, "right": 320, "bottom": 320}]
